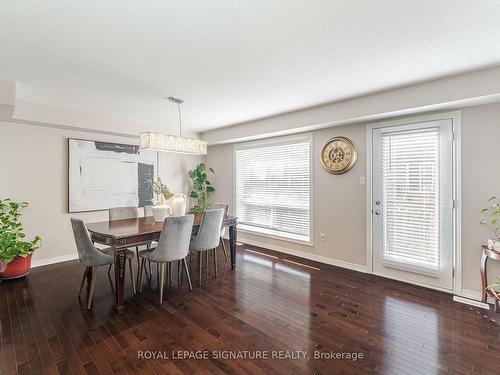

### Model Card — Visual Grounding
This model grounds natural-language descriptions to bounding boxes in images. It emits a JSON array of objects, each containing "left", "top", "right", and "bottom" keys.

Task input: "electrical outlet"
[
  {"left": 359, "top": 176, "right": 366, "bottom": 185},
  {"left": 320, "top": 232, "right": 326, "bottom": 241}
]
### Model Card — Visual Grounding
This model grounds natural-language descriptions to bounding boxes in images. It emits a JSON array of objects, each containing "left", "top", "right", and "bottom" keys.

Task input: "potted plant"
[
  {"left": 151, "top": 178, "right": 174, "bottom": 222},
  {"left": 480, "top": 196, "right": 500, "bottom": 251},
  {"left": 0, "top": 199, "right": 41, "bottom": 280},
  {"left": 188, "top": 163, "right": 215, "bottom": 220}
]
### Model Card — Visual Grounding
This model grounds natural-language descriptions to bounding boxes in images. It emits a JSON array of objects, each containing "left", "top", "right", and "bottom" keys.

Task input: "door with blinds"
[{"left": 372, "top": 119, "right": 454, "bottom": 290}]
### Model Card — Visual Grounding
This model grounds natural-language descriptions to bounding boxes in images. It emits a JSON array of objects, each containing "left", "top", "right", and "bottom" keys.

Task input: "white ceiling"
[{"left": 1, "top": 0, "right": 500, "bottom": 134}]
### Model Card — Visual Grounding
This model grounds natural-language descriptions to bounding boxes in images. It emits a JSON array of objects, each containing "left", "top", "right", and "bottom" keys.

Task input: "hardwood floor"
[{"left": 1, "top": 242, "right": 500, "bottom": 375}]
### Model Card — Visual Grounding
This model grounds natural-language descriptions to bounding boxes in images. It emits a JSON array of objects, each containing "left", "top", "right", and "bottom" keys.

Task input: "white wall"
[
  {"left": 207, "top": 102, "right": 500, "bottom": 295},
  {"left": 0, "top": 120, "right": 202, "bottom": 265}
]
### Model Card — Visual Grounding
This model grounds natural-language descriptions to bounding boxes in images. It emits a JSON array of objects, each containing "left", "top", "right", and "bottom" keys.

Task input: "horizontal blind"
[
  {"left": 235, "top": 138, "right": 310, "bottom": 241},
  {"left": 382, "top": 128, "right": 439, "bottom": 268}
]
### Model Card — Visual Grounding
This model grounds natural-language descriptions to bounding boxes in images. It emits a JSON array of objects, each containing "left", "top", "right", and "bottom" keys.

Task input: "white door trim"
[{"left": 365, "top": 111, "right": 462, "bottom": 294}]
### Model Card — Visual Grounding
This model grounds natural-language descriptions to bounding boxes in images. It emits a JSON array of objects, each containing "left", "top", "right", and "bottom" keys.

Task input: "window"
[{"left": 234, "top": 135, "right": 312, "bottom": 244}]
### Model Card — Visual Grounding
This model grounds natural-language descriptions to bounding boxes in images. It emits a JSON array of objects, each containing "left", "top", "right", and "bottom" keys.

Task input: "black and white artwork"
[{"left": 68, "top": 139, "right": 157, "bottom": 213}]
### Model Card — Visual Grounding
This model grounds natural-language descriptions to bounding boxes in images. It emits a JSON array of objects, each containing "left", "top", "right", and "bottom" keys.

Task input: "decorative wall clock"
[{"left": 320, "top": 136, "right": 357, "bottom": 174}]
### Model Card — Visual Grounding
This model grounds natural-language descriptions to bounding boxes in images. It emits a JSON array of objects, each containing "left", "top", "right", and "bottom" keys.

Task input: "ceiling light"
[{"left": 139, "top": 97, "right": 207, "bottom": 155}]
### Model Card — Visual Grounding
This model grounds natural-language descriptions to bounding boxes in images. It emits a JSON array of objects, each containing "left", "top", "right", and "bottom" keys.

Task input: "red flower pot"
[{"left": 0, "top": 254, "right": 32, "bottom": 280}]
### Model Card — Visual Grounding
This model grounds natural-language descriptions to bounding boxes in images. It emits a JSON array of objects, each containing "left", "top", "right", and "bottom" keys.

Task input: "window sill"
[{"left": 238, "top": 224, "right": 313, "bottom": 247}]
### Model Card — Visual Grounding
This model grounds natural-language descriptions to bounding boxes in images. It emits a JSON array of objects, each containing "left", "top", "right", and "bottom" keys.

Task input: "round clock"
[{"left": 320, "top": 136, "right": 357, "bottom": 174}]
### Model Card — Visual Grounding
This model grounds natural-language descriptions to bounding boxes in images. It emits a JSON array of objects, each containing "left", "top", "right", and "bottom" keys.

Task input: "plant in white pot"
[
  {"left": 480, "top": 196, "right": 500, "bottom": 251},
  {"left": 151, "top": 178, "right": 173, "bottom": 222}
]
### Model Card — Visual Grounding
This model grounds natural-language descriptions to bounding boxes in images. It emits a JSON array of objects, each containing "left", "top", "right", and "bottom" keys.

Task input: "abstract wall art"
[{"left": 68, "top": 138, "right": 157, "bottom": 213}]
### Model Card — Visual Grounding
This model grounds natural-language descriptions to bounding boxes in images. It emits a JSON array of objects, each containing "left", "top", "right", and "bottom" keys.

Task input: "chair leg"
[
  {"left": 87, "top": 267, "right": 97, "bottom": 310},
  {"left": 107, "top": 264, "right": 112, "bottom": 275},
  {"left": 139, "top": 258, "right": 146, "bottom": 293},
  {"left": 135, "top": 247, "right": 140, "bottom": 269},
  {"left": 168, "top": 262, "right": 172, "bottom": 287},
  {"left": 220, "top": 237, "right": 228, "bottom": 261},
  {"left": 206, "top": 251, "right": 209, "bottom": 268},
  {"left": 156, "top": 263, "right": 160, "bottom": 287},
  {"left": 213, "top": 248, "right": 218, "bottom": 278},
  {"left": 78, "top": 267, "right": 89, "bottom": 299},
  {"left": 128, "top": 258, "right": 136, "bottom": 295},
  {"left": 177, "top": 260, "right": 182, "bottom": 290},
  {"left": 148, "top": 261, "right": 152, "bottom": 280},
  {"left": 199, "top": 252, "right": 203, "bottom": 286},
  {"left": 159, "top": 263, "right": 165, "bottom": 304},
  {"left": 183, "top": 258, "right": 193, "bottom": 291}
]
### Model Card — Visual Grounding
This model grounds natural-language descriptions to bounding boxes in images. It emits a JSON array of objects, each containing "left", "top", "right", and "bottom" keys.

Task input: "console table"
[{"left": 481, "top": 245, "right": 500, "bottom": 312}]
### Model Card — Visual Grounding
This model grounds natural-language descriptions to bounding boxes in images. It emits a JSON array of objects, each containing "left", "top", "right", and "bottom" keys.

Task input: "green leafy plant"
[
  {"left": 0, "top": 199, "right": 41, "bottom": 264},
  {"left": 480, "top": 196, "right": 500, "bottom": 239},
  {"left": 151, "top": 177, "right": 174, "bottom": 204},
  {"left": 188, "top": 163, "right": 215, "bottom": 213}
]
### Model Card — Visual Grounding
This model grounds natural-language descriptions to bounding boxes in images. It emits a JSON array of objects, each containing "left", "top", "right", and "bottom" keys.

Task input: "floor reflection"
[{"left": 382, "top": 296, "right": 439, "bottom": 375}]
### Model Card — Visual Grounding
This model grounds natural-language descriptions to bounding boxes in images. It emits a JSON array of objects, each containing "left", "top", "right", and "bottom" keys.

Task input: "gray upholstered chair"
[
  {"left": 109, "top": 207, "right": 146, "bottom": 278},
  {"left": 143, "top": 205, "right": 154, "bottom": 218},
  {"left": 189, "top": 208, "right": 225, "bottom": 286},
  {"left": 70, "top": 218, "right": 136, "bottom": 309},
  {"left": 109, "top": 206, "right": 141, "bottom": 221},
  {"left": 138, "top": 215, "right": 194, "bottom": 303},
  {"left": 212, "top": 203, "right": 229, "bottom": 261}
]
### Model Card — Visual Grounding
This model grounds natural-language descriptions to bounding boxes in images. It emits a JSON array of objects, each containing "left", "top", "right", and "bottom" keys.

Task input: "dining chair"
[
  {"left": 109, "top": 207, "right": 147, "bottom": 278},
  {"left": 70, "top": 218, "right": 136, "bottom": 309},
  {"left": 138, "top": 214, "right": 194, "bottom": 304},
  {"left": 189, "top": 208, "right": 225, "bottom": 286},
  {"left": 213, "top": 203, "right": 229, "bottom": 261},
  {"left": 143, "top": 205, "right": 154, "bottom": 218}
]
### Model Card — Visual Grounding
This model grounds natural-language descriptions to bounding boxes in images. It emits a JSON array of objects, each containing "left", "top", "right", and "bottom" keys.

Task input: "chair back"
[
  {"left": 143, "top": 205, "right": 154, "bottom": 217},
  {"left": 213, "top": 203, "right": 229, "bottom": 236},
  {"left": 146, "top": 215, "right": 194, "bottom": 262},
  {"left": 70, "top": 218, "right": 113, "bottom": 267},
  {"left": 190, "top": 208, "right": 225, "bottom": 251},
  {"left": 109, "top": 207, "right": 140, "bottom": 221}
]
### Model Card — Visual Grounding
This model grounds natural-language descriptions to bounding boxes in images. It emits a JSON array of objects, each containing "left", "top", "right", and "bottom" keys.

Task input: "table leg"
[
  {"left": 481, "top": 251, "right": 488, "bottom": 303},
  {"left": 114, "top": 248, "right": 127, "bottom": 313},
  {"left": 229, "top": 225, "right": 237, "bottom": 269}
]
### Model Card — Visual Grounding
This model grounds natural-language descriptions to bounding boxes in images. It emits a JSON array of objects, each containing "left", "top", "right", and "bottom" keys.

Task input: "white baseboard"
[
  {"left": 458, "top": 288, "right": 497, "bottom": 304},
  {"left": 459, "top": 289, "right": 483, "bottom": 301},
  {"left": 240, "top": 238, "right": 366, "bottom": 273},
  {"left": 31, "top": 253, "right": 78, "bottom": 268}
]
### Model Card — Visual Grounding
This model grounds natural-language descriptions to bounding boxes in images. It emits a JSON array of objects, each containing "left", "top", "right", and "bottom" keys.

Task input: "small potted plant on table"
[
  {"left": 151, "top": 178, "right": 174, "bottom": 222},
  {"left": 480, "top": 196, "right": 500, "bottom": 251},
  {"left": 188, "top": 163, "right": 216, "bottom": 221},
  {"left": 0, "top": 199, "right": 41, "bottom": 280}
]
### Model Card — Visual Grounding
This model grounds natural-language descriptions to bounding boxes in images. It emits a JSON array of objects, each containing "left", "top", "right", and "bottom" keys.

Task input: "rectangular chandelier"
[{"left": 139, "top": 131, "right": 207, "bottom": 155}]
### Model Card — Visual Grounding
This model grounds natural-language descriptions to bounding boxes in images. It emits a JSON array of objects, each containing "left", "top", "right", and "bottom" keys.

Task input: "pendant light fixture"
[{"left": 139, "top": 97, "right": 207, "bottom": 155}]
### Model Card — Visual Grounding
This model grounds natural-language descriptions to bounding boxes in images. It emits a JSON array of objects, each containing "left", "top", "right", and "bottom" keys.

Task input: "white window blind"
[
  {"left": 235, "top": 137, "right": 311, "bottom": 243},
  {"left": 382, "top": 128, "right": 440, "bottom": 269}
]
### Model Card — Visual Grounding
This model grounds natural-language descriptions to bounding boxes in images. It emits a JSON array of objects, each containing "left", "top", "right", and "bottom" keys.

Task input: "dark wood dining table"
[{"left": 86, "top": 215, "right": 238, "bottom": 313}]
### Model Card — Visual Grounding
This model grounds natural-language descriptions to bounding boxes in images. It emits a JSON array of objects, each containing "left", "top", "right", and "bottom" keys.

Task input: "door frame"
[{"left": 366, "top": 111, "right": 462, "bottom": 294}]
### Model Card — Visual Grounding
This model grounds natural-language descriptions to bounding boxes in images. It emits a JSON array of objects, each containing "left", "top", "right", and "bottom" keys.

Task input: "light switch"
[{"left": 320, "top": 232, "right": 326, "bottom": 241}]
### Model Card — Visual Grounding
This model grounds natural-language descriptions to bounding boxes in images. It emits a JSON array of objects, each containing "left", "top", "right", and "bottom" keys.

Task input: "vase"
[
  {"left": 152, "top": 204, "right": 172, "bottom": 222},
  {"left": 0, "top": 254, "right": 32, "bottom": 280},
  {"left": 171, "top": 194, "right": 187, "bottom": 216},
  {"left": 488, "top": 239, "right": 500, "bottom": 252}
]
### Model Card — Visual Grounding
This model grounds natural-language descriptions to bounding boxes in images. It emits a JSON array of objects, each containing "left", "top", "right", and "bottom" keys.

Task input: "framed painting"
[{"left": 68, "top": 138, "right": 157, "bottom": 213}]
